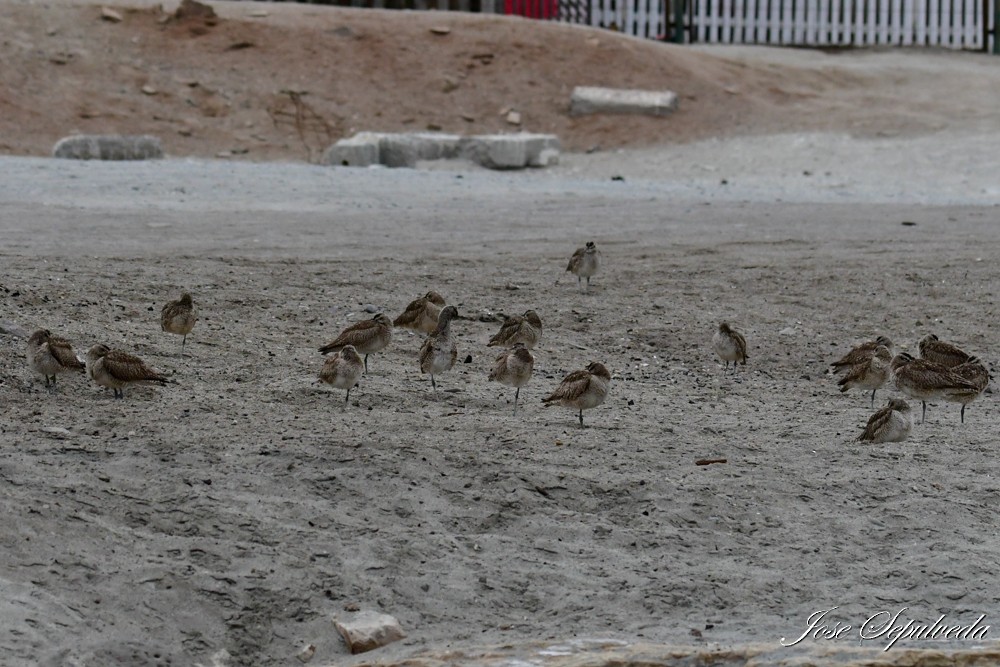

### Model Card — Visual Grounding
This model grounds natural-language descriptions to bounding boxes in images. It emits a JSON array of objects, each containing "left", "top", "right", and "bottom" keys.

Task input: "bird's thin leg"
[
  {"left": 586, "top": 277, "right": 591, "bottom": 290},
  {"left": 961, "top": 405, "right": 966, "bottom": 424},
  {"left": 513, "top": 387, "right": 520, "bottom": 416},
  {"left": 921, "top": 401, "right": 927, "bottom": 424},
  {"left": 345, "top": 387, "right": 351, "bottom": 408},
  {"left": 431, "top": 375, "right": 436, "bottom": 391},
  {"left": 182, "top": 335, "right": 187, "bottom": 355},
  {"left": 363, "top": 354, "right": 370, "bottom": 374},
  {"left": 870, "top": 389, "right": 876, "bottom": 408},
  {"left": 578, "top": 409, "right": 584, "bottom": 428},
  {"left": 115, "top": 388, "right": 123, "bottom": 400}
]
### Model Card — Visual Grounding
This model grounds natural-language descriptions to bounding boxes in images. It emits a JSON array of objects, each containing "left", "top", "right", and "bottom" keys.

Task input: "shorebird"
[
  {"left": 948, "top": 356, "right": 990, "bottom": 423},
  {"left": 160, "top": 292, "right": 197, "bottom": 353},
  {"left": 394, "top": 291, "right": 446, "bottom": 335},
  {"left": 26, "top": 329, "right": 85, "bottom": 387},
  {"left": 890, "top": 352, "right": 980, "bottom": 424},
  {"left": 487, "top": 310, "right": 542, "bottom": 350},
  {"left": 837, "top": 344, "right": 892, "bottom": 407},
  {"left": 542, "top": 361, "right": 611, "bottom": 428},
  {"left": 318, "top": 344, "right": 364, "bottom": 406},
  {"left": 319, "top": 313, "right": 392, "bottom": 373},
  {"left": 488, "top": 342, "right": 534, "bottom": 415},
  {"left": 918, "top": 334, "right": 973, "bottom": 368},
  {"left": 419, "top": 305, "right": 458, "bottom": 390},
  {"left": 830, "top": 335, "right": 893, "bottom": 374},
  {"left": 858, "top": 398, "right": 912, "bottom": 443},
  {"left": 567, "top": 241, "right": 601, "bottom": 290},
  {"left": 86, "top": 344, "right": 173, "bottom": 399},
  {"left": 712, "top": 322, "right": 748, "bottom": 371}
]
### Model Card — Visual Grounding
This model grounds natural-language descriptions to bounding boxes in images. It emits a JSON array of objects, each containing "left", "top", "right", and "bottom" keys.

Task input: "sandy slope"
[{"left": 2, "top": 0, "right": 1000, "bottom": 161}]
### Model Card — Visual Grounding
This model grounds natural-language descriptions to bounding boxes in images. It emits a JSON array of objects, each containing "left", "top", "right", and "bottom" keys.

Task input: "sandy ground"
[
  {"left": 3, "top": 3, "right": 1000, "bottom": 665},
  {"left": 2, "top": 142, "right": 999, "bottom": 666}
]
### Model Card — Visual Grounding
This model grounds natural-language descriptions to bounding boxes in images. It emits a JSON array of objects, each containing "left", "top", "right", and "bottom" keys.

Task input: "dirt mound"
[{"left": 0, "top": 0, "right": 912, "bottom": 162}]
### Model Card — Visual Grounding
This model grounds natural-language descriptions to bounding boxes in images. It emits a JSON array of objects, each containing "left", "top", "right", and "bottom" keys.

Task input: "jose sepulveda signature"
[{"left": 781, "top": 606, "right": 989, "bottom": 650}]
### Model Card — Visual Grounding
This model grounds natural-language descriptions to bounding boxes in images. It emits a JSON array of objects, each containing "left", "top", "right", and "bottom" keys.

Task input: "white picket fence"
[
  {"left": 589, "top": 0, "right": 668, "bottom": 37},
  {"left": 581, "top": 0, "right": 996, "bottom": 49}
]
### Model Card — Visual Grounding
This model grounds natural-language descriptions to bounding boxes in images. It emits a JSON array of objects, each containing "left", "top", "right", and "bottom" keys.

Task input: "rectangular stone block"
[
  {"left": 322, "top": 132, "right": 383, "bottom": 167},
  {"left": 570, "top": 86, "right": 678, "bottom": 117},
  {"left": 52, "top": 135, "right": 164, "bottom": 160},
  {"left": 460, "top": 133, "right": 560, "bottom": 170}
]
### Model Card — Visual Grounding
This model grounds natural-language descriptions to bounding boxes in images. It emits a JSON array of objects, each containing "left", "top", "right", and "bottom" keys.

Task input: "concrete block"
[
  {"left": 570, "top": 86, "right": 678, "bottom": 117},
  {"left": 407, "top": 132, "right": 463, "bottom": 161},
  {"left": 378, "top": 133, "right": 463, "bottom": 167},
  {"left": 322, "top": 132, "right": 383, "bottom": 167},
  {"left": 461, "top": 133, "right": 560, "bottom": 170},
  {"left": 52, "top": 135, "right": 164, "bottom": 160},
  {"left": 324, "top": 131, "right": 559, "bottom": 170},
  {"left": 376, "top": 135, "right": 417, "bottom": 168}
]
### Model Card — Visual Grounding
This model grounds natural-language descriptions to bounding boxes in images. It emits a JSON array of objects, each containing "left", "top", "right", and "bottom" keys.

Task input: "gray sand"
[{"left": 1, "top": 124, "right": 999, "bottom": 666}]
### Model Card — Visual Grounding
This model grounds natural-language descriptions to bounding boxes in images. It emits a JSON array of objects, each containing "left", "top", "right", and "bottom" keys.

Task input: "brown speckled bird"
[
  {"left": 566, "top": 241, "right": 601, "bottom": 290},
  {"left": 837, "top": 344, "right": 892, "bottom": 407},
  {"left": 487, "top": 310, "right": 542, "bottom": 350},
  {"left": 394, "top": 291, "right": 446, "bottom": 335},
  {"left": 26, "top": 329, "right": 85, "bottom": 388},
  {"left": 542, "top": 361, "right": 611, "bottom": 428},
  {"left": 831, "top": 335, "right": 893, "bottom": 374},
  {"left": 318, "top": 344, "right": 364, "bottom": 406},
  {"left": 160, "top": 292, "right": 197, "bottom": 353},
  {"left": 319, "top": 313, "right": 392, "bottom": 373},
  {"left": 948, "top": 356, "right": 990, "bottom": 423},
  {"left": 418, "top": 305, "right": 458, "bottom": 391},
  {"left": 86, "top": 344, "right": 173, "bottom": 399},
  {"left": 918, "top": 334, "right": 972, "bottom": 368},
  {"left": 891, "top": 352, "right": 980, "bottom": 424},
  {"left": 488, "top": 342, "right": 534, "bottom": 415},
  {"left": 858, "top": 398, "right": 912, "bottom": 443},
  {"left": 712, "top": 322, "right": 748, "bottom": 371}
]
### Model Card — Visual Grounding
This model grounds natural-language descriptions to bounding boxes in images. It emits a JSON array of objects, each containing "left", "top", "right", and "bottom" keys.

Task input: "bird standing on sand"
[
  {"left": 948, "top": 356, "right": 990, "bottom": 423},
  {"left": 712, "top": 322, "right": 748, "bottom": 371},
  {"left": 26, "top": 329, "right": 85, "bottom": 388},
  {"left": 419, "top": 305, "right": 459, "bottom": 391},
  {"left": 161, "top": 292, "right": 198, "bottom": 354},
  {"left": 567, "top": 241, "right": 601, "bottom": 290},
  {"left": 488, "top": 342, "right": 534, "bottom": 415},
  {"left": 318, "top": 344, "right": 365, "bottom": 406},
  {"left": 890, "top": 352, "right": 980, "bottom": 424},
  {"left": 830, "top": 335, "right": 893, "bottom": 374},
  {"left": 319, "top": 313, "right": 392, "bottom": 373},
  {"left": 542, "top": 361, "right": 611, "bottom": 428},
  {"left": 837, "top": 344, "right": 892, "bottom": 407}
]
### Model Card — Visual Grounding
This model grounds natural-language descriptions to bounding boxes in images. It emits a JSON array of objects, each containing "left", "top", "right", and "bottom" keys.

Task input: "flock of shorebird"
[
  {"left": 829, "top": 333, "right": 990, "bottom": 442},
  {"left": 20, "top": 238, "right": 991, "bottom": 434},
  {"left": 23, "top": 241, "right": 611, "bottom": 427},
  {"left": 710, "top": 322, "right": 991, "bottom": 442}
]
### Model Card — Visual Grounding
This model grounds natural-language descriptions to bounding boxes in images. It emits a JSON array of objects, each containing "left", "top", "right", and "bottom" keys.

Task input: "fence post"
[
  {"left": 994, "top": 0, "right": 1000, "bottom": 53},
  {"left": 673, "top": 0, "right": 686, "bottom": 41}
]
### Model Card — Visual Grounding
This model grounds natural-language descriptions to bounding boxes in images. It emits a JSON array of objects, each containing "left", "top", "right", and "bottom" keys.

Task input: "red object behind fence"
[{"left": 505, "top": 0, "right": 557, "bottom": 19}]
